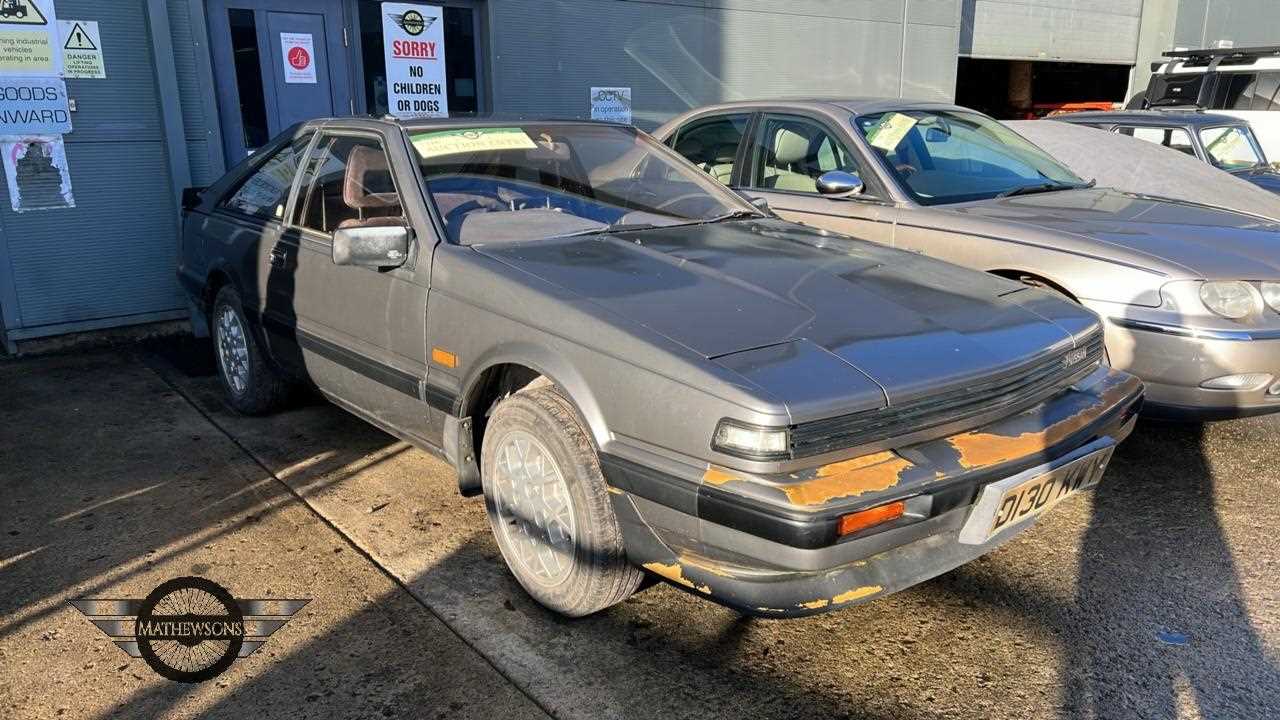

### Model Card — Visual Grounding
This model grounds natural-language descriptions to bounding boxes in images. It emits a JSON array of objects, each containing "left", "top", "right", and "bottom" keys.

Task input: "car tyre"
[
  {"left": 481, "top": 383, "right": 642, "bottom": 617},
  {"left": 211, "top": 286, "right": 291, "bottom": 415}
]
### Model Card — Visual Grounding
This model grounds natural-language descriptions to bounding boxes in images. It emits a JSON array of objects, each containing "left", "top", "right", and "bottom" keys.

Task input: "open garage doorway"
[{"left": 955, "top": 58, "right": 1132, "bottom": 119}]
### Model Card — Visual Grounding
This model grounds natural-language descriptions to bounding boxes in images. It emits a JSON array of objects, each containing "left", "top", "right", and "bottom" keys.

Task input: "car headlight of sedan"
[
  {"left": 1200, "top": 281, "right": 1262, "bottom": 320},
  {"left": 712, "top": 419, "right": 790, "bottom": 461},
  {"left": 1262, "top": 282, "right": 1280, "bottom": 314}
]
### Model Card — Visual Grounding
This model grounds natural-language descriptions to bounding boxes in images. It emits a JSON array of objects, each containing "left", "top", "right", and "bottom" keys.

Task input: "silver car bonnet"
[
  {"left": 942, "top": 188, "right": 1280, "bottom": 280},
  {"left": 476, "top": 219, "right": 1097, "bottom": 409}
]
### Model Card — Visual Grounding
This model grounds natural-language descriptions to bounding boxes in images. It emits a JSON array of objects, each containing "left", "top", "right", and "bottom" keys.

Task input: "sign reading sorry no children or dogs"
[{"left": 382, "top": 2, "right": 448, "bottom": 118}]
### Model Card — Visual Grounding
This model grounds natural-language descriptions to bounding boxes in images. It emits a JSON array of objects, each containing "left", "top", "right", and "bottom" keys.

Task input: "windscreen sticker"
[
  {"left": 412, "top": 128, "right": 537, "bottom": 159},
  {"left": 866, "top": 112, "right": 918, "bottom": 152}
]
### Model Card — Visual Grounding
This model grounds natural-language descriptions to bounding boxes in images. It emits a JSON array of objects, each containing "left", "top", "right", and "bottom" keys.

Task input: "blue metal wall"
[{"left": 0, "top": 0, "right": 186, "bottom": 344}]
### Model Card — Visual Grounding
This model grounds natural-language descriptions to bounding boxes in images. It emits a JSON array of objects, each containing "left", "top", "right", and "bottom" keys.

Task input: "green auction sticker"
[{"left": 412, "top": 128, "right": 537, "bottom": 159}]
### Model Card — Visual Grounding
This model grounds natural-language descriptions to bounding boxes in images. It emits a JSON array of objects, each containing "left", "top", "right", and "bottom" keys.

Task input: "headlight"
[
  {"left": 1200, "top": 281, "right": 1261, "bottom": 320},
  {"left": 1262, "top": 282, "right": 1280, "bottom": 314},
  {"left": 712, "top": 419, "right": 789, "bottom": 461}
]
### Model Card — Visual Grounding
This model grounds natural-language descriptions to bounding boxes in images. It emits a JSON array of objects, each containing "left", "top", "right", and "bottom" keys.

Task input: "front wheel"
[
  {"left": 481, "top": 383, "right": 642, "bottom": 617},
  {"left": 211, "top": 286, "right": 291, "bottom": 415}
]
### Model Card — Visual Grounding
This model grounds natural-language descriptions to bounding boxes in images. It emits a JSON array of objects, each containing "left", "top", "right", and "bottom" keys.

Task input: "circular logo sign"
[
  {"left": 134, "top": 577, "right": 245, "bottom": 683},
  {"left": 288, "top": 46, "right": 311, "bottom": 71},
  {"left": 402, "top": 10, "right": 426, "bottom": 36}
]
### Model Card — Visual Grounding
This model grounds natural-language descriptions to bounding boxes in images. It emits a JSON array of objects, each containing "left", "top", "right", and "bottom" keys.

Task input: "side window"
[
  {"left": 671, "top": 114, "right": 749, "bottom": 186},
  {"left": 1252, "top": 72, "right": 1280, "bottom": 111},
  {"left": 1116, "top": 126, "right": 1196, "bottom": 156},
  {"left": 219, "top": 134, "right": 310, "bottom": 221},
  {"left": 749, "top": 115, "right": 861, "bottom": 194},
  {"left": 293, "top": 136, "right": 405, "bottom": 235},
  {"left": 1212, "top": 73, "right": 1258, "bottom": 110}
]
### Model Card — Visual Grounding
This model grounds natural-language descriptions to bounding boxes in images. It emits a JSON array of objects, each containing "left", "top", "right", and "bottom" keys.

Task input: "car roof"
[
  {"left": 300, "top": 115, "right": 630, "bottom": 132},
  {"left": 1054, "top": 109, "right": 1248, "bottom": 127},
  {"left": 679, "top": 97, "right": 969, "bottom": 117}
]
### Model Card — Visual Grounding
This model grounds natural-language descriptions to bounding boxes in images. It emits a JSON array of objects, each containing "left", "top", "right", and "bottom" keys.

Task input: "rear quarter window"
[{"left": 218, "top": 134, "right": 311, "bottom": 221}]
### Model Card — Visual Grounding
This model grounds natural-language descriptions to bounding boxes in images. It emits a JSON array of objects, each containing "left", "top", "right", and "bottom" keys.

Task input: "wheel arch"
[
  {"left": 453, "top": 343, "right": 610, "bottom": 496},
  {"left": 988, "top": 268, "right": 1080, "bottom": 302}
]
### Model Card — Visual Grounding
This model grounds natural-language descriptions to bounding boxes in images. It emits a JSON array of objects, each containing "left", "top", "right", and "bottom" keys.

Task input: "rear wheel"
[
  {"left": 211, "top": 286, "right": 291, "bottom": 415},
  {"left": 481, "top": 383, "right": 642, "bottom": 617}
]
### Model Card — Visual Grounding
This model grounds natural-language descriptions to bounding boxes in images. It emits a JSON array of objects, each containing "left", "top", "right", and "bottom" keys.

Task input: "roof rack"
[{"left": 1163, "top": 45, "right": 1280, "bottom": 59}]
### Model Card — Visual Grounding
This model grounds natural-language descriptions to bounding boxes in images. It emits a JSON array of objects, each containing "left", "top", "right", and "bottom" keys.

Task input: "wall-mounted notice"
[
  {"left": 280, "top": 32, "right": 316, "bottom": 84},
  {"left": 382, "top": 2, "right": 447, "bottom": 118},
  {"left": 0, "top": 76, "right": 70, "bottom": 134},
  {"left": 2, "top": 135, "right": 74, "bottom": 212},
  {"left": 590, "top": 87, "right": 632, "bottom": 124},
  {"left": 59, "top": 19, "right": 103, "bottom": 78},
  {"left": 0, "top": 0, "right": 61, "bottom": 77}
]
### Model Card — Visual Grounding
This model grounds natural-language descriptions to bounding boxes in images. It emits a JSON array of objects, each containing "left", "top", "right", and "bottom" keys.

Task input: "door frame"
[
  {"left": 206, "top": 0, "right": 353, "bottom": 166},
  {"left": 346, "top": 0, "right": 490, "bottom": 117}
]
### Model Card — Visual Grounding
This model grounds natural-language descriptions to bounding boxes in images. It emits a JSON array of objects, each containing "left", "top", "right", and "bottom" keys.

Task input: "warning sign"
[
  {"left": 59, "top": 19, "right": 103, "bottom": 79},
  {"left": 382, "top": 3, "right": 448, "bottom": 119},
  {"left": 0, "top": 0, "right": 61, "bottom": 77}
]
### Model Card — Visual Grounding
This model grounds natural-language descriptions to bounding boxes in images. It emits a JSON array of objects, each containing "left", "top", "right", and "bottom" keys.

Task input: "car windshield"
[
  {"left": 853, "top": 110, "right": 1087, "bottom": 205},
  {"left": 1199, "top": 125, "right": 1266, "bottom": 170},
  {"left": 411, "top": 124, "right": 758, "bottom": 244}
]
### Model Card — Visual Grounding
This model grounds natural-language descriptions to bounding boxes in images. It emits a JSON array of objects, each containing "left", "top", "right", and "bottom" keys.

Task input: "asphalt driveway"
[{"left": 2, "top": 339, "right": 1278, "bottom": 719}]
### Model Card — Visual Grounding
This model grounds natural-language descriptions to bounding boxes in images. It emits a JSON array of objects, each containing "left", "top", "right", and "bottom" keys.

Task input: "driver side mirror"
[
  {"left": 816, "top": 171, "right": 864, "bottom": 198},
  {"left": 332, "top": 225, "right": 412, "bottom": 269}
]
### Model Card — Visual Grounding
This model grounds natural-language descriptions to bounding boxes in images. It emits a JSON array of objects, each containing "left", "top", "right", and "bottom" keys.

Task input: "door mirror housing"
[
  {"left": 748, "top": 195, "right": 772, "bottom": 213},
  {"left": 816, "top": 171, "right": 865, "bottom": 198},
  {"left": 332, "top": 225, "right": 412, "bottom": 269}
]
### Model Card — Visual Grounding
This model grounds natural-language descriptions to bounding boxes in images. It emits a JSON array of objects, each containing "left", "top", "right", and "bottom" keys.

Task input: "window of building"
[
  {"left": 294, "top": 136, "right": 405, "bottom": 235},
  {"left": 358, "top": 2, "right": 480, "bottom": 116},
  {"left": 219, "top": 134, "right": 312, "bottom": 220},
  {"left": 1252, "top": 72, "right": 1280, "bottom": 111},
  {"left": 671, "top": 115, "right": 749, "bottom": 186},
  {"left": 227, "top": 9, "right": 270, "bottom": 152}
]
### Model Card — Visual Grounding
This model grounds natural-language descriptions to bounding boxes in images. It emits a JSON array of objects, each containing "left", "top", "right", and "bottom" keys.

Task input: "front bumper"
[
  {"left": 602, "top": 368, "right": 1144, "bottom": 617},
  {"left": 1097, "top": 314, "right": 1280, "bottom": 420}
]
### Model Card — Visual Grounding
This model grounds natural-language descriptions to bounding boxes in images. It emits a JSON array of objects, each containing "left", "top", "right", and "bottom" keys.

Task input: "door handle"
[{"left": 268, "top": 247, "right": 287, "bottom": 268}]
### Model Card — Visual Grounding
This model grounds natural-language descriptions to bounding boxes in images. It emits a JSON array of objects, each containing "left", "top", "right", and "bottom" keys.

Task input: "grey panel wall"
[
  {"left": 960, "top": 0, "right": 1143, "bottom": 63},
  {"left": 0, "top": 0, "right": 183, "bottom": 334},
  {"left": 168, "top": 0, "right": 223, "bottom": 185},
  {"left": 1173, "top": 0, "right": 1280, "bottom": 50},
  {"left": 486, "top": 0, "right": 961, "bottom": 129}
]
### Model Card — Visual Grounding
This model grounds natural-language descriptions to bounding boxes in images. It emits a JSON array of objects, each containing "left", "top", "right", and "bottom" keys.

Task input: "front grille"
[{"left": 790, "top": 331, "right": 1105, "bottom": 459}]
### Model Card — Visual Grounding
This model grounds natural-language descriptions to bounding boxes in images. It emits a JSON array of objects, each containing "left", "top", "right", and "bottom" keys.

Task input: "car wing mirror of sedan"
[
  {"left": 332, "top": 225, "right": 412, "bottom": 269},
  {"left": 816, "top": 171, "right": 865, "bottom": 198}
]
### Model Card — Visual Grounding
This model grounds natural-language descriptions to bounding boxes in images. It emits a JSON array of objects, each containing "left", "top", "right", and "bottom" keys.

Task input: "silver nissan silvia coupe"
[
  {"left": 657, "top": 99, "right": 1280, "bottom": 419},
  {"left": 178, "top": 117, "right": 1142, "bottom": 618}
]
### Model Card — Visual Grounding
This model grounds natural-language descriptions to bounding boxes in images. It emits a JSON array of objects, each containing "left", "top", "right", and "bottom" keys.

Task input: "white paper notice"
[
  {"left": 590, "top": 87, "right": 632, "bottom": 124},
  {"left": 382, "top": 3, "right": 448, "bottom": 118},
  {"left": 2, "top": 135, "right": 74, "bottom": 212},
  {"left": 280, "top": 33, "right": 317, "bottom": 84},
  {"left": 59, "top": 19, "right": 105, "bottom": 79}
]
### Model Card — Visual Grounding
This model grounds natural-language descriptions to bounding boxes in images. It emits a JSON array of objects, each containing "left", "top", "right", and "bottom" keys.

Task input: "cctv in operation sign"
[{"left": 382, "top": 2, "right": 447, "bottom": 118}]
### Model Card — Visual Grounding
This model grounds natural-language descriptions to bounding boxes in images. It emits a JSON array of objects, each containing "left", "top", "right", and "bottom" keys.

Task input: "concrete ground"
[{"left": 2, "top": 340, "right": 1278, "bottom": 720}]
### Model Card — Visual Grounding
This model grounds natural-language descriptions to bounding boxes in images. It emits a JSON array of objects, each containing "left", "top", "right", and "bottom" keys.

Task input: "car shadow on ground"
[{"left": 931, "top": 419, "right": 1280, "bottom": 718}]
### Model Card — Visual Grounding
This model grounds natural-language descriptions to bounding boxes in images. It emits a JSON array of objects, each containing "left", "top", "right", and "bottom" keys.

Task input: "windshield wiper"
[
  {"left": 698, "top": 209, "right": 765, "bottom": 224},
  {"left": 997, "top": 179, "right": 1094, "bottom": 198}
]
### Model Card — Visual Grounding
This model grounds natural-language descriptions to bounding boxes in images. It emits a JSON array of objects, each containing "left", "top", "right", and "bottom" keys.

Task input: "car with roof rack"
[
  {"left": 177, "top": 115, "right": 1141, "bottom": 618},
  {"left": 657, "top": 98, "right": 1280, "bottom": 419},
  {"left": 1133, "top": 45, "right": 1280, "bottom": 164}
]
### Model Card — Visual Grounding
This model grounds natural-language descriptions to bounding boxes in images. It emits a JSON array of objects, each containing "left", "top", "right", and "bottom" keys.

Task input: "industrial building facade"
[{"left": 0, "top": 0, "right": 1276, "bottom": 350}]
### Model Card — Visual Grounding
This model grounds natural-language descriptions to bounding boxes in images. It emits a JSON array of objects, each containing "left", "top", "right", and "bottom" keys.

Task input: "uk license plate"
[{"left": 958, "top": 439, "right": 1115, "bottom": 545}]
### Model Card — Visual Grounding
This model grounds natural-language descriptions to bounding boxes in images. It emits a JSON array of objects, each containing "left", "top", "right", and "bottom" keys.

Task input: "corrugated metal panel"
[
  {"left": 487, "top": 0, "right": 960, "bottom": 129},
  {"left": 0, "top": 0, "right": 182, "bottom": 330},
  {"left": 961, "top": 0, "right": 1143, "bottom": 63},
  {"left": 167, "top": 0, "right": 219, "bottom": 186},
  {"left": 1174, "top": 0, "right": 1280, "bottom": 50}
]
